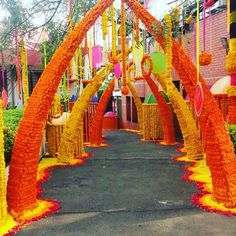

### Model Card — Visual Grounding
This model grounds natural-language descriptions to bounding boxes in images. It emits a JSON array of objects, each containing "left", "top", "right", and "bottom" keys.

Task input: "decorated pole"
[{"left": 226, "top": 0, "right": 236, "bottom": 124}]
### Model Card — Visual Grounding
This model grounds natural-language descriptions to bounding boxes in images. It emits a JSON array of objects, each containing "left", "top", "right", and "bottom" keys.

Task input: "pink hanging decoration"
[
  {"left": 1, "top": 51, "right": 8, "bottom": 109},
  {"left": 92, "top": 45, "right": 103, "bottom": 69},
  {"left": 194, "top": 83, "right": 204, "bottom": 117},
  {"left": 114, "top": 62, "right": 121, "bottom": 80}
]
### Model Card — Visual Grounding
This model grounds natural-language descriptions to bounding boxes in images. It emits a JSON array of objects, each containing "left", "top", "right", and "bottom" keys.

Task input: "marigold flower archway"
[{"left": 6, "top": 0, "right": 236, "bottom": 222}]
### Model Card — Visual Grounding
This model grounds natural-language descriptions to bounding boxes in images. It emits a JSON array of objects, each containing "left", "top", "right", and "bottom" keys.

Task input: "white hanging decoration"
[{"left": 83, "top": 54, "right": 92, "bottom": 81}]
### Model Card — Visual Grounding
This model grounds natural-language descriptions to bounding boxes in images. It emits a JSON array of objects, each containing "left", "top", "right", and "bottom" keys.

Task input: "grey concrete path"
[{"left": 17, "top": 130, "right": 236, "bottom": 235}]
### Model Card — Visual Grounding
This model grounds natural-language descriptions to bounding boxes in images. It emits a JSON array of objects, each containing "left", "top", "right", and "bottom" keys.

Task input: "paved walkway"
[{"left": 17, "top": 130, "right": 236, "bottom": 235}]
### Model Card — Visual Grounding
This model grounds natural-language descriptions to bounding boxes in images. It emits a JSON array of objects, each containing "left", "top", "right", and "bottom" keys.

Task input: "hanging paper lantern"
[
  {"left": 150, "top": 51, "right": 166, "bottom": 74},
  {"left": 92, "top": 45, "right": 103, "bottom": 69},
  {"left": 194, "top": 83, "right": 204, "bottom": 117},
  {"left": 114, "top": 62, "right": 121, "bottom": 79}
]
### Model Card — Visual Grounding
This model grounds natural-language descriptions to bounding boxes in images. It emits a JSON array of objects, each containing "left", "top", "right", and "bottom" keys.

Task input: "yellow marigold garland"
[
  {"left": 0, "top": 99, "right": 7, "bottom": 226},
  {"left": 19, "top": 39, "right": 29, "bottom": 107},
  {"left": 110, "top": 4, "right": 117, "bottom": 57},
  {"left": 58, "top": 64, "right": 113, "bottom": 162},
  {"left": 121, "top": 1, "right": 128, "bottom": 95},
  {"left": 7, "top": 0, "right": 115, "bottom": 216},
  {"left": 102, "top": 10, "right": 108, "bottom": 40},
  {"left": 155, "top": 73, "right": 204, "bottom": 159}
]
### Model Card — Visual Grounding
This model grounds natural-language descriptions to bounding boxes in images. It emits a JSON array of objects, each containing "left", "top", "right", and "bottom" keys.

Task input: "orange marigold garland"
[
  {"left": 89, "top": 79, "right": 115, "bottom": 146},
  {"left": 123, "top": 0, "right": 236, "bottom": 208},
  {"left": 199, "top": 51, "right": 212, "bottom": 66},
  {"left": 7, "top": 0, "right": 115, "bottom": 217},
  {"left": 141, "top": 55, "right": 176, "bottom": 145}
]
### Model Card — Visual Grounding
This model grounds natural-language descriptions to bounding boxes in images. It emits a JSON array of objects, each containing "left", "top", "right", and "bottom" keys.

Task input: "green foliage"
[
  {"left": 3, "top": 108, "right": 24, "bottom": 131},
  {"left": 2, "top": 108, "right": 23, "bottom": 164},
  {"left": 227, "top": 124, "right": 236, "bottom": 153},
  {"left": 3, "top": 128, "right": 15, "bottom": 165}
]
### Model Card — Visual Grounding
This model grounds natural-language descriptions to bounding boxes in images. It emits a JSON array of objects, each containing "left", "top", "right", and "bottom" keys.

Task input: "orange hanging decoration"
[{"left": 135, "top": 16, "right": 140, "bottom": 43}]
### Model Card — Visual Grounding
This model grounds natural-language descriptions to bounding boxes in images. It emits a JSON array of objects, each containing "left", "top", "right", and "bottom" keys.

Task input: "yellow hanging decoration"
[
  {"left": 19, "top": 39, "right": 29, "bottom": 106},
  {"left": 196, "top": 0, "right": 200, "bottom": 82},
  {"left": 78, "top": 46, "right": 83, "bottom": 80},
  {"left": 121, "top": 1, "right": 128, "bottom": 95},
  {"left": 164, "top": 13, "right": 172, "bottom": 80},
  {"left": 110, "top": 4, "right": 117, "bottom": 57},
  {"left": 51, "top": 94, "right": 61, "bottom": 115},
  {"left": 102, "top": 10, "right": 108, "bottom": 40},
  {"left": 0, "top": 99, "right": 7, "bottom": 226}
]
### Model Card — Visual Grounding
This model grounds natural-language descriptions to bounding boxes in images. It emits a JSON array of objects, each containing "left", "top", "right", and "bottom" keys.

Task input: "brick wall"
[{"left": 182, "top": 10, "right": 228, "bottom": 85}]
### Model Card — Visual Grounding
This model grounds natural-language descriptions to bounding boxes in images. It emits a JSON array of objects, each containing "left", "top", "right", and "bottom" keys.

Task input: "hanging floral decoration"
[
  {"left": 19, "top": 39, "right": 30, "bottom": 106},
  {"left": 15, "top": 31, "right": 22, "bottom": 100},
  {"left": 199, "top": 52, "right": 212, "bottom": 66},
  {"left": 110, "top": 4, "right": 117, "bottom": 58},
  {"left": 89, "top": 79, "right": 115, "bottom": 146},
  {"left": 0, "top": 99, "right": 7, "bottom": 226},
  {"left": 142, "top": 104, "right": 163, "bottom": 140},
  {"left": 135, "top": 16, "right": 140, "bottom": 43},
  {"left": 121, "top": 1, "right": 128, "bottom": 95},
  {"left": 199, "top": 0, "right": 212, "bottom": 66}
]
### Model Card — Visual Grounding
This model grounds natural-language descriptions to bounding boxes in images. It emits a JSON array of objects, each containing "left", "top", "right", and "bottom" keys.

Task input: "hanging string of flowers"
[
  {"left": 19, "top": 39, "right": 29, "bottom": 107},
  {"left": 102, "top": 10, "right": 108, "bottom": 64},
  {"left": 142, "top": 104, "right": 163, "bottom": 140},
  {"left": 89, "top": 79, "right": 115, "bottom": 146},
  {"left": 83, "top": 35, "right": 92, "bottom": 83},
  {"left": 15, "top": 31, "right": 22, "bottom": 100},
  {"left": 121, "top": 1, "right": 128, "bottom": 95},
  {"left": 0, "top": 99, "right": 7, "bottom": 226},
  {"left": 110, "top": 4, "right": 117, "bottom": 57},
  {"left": 135, "top": 16, "right": 140, "bottom": 43}
]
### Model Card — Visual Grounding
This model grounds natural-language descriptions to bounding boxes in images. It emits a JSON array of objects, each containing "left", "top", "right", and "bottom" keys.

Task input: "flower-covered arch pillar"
[
  {"left": 122, "top": 0, "right": 236, "bottom": 206},
  {"left": 7, "top": 0, "right": 115, "bottom": 216}
]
